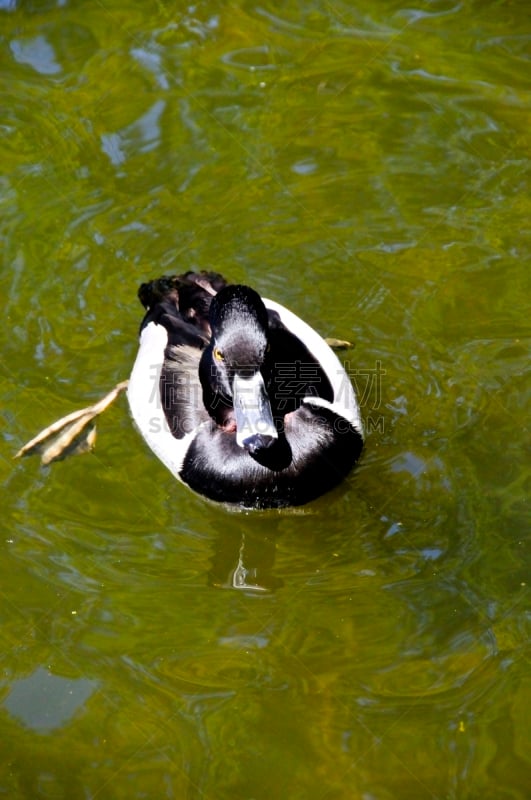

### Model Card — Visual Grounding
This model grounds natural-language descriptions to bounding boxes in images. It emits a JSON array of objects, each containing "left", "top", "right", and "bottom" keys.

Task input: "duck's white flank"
[{"left": 127, "top": 321, "right": 197, "bottom": 479}]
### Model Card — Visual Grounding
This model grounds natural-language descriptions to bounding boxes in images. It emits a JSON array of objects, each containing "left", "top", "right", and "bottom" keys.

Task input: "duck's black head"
[{"left": 199, "top": 285, "right": 277, "bottom": 455}]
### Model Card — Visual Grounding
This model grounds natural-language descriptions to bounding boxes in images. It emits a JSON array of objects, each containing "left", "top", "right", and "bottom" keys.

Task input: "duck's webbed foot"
[
  {"left": 324, "top": 337, "right": 353, "bottom": 350},
  {"left": 14, "top": 380, "right": 129, "bottom": 465}
]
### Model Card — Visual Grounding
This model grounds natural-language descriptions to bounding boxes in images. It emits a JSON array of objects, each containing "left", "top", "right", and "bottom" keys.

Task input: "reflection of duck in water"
[
  {"left": 209, "top": 526, "right": 282, "bottom": 593},
  {"left": 128, "top": 272, "right": 364, "bottom": 509}
]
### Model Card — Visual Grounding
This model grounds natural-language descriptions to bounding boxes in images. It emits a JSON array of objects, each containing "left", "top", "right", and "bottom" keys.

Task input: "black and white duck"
[{"left": 127, "top": 272, "right": 363, "bottom": 509}]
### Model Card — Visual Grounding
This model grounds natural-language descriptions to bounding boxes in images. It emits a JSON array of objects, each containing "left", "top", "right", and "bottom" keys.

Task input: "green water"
[{"left": 1, "top": 1, "right": 530, "bottom": 797}]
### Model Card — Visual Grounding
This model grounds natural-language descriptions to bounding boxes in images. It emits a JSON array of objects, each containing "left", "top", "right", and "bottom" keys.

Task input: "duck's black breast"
[{"left": 178, "top": 404, "right": 363, "bottom": 509}]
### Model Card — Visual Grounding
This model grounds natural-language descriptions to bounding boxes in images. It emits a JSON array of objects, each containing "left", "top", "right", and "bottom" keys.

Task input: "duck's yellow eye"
[{"left": 214, "top": 347, "right": 224, "bottom": 362}]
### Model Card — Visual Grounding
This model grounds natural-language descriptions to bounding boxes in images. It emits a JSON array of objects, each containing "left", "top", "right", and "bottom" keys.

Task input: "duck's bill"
[{"left": 233, "top": 371, "right": 278, "bottom": 452}]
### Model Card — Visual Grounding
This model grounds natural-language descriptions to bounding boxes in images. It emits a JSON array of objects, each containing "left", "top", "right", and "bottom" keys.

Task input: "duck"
[{"left": 127, "top": 271, "right": 364, "bottom": 509}]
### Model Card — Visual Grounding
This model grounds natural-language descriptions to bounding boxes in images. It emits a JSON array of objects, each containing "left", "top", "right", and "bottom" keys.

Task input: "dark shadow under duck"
[{"left": 127, "top": 272, "right": 363, "bottom": 509}]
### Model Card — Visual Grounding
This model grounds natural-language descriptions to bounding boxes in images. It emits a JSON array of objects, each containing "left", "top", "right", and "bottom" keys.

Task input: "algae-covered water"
[{"left": 1, "top": 1, "right": 530, "bottom": 798}]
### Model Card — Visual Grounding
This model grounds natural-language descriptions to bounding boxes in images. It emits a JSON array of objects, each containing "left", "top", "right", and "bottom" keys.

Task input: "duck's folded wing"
[{"left": 265, "top": 298, "right": 364, "bottom": 438}]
